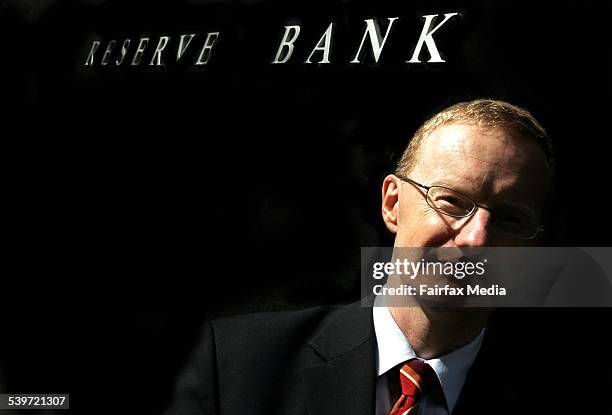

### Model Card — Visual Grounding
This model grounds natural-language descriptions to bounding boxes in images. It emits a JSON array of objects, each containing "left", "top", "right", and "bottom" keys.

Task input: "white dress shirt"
[{"left": 373, "top": 303, "right": 485, "bottom": 415}]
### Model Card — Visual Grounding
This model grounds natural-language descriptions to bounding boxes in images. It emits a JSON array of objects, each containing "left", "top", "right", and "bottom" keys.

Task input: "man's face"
[{"left": 383, "top": 123, "right": 550, "bottom": 248}]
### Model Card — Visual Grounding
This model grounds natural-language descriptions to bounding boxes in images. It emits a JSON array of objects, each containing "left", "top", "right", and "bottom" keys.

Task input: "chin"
[{"left": 420, "top": 303, "right": 491, "bottom": 324}]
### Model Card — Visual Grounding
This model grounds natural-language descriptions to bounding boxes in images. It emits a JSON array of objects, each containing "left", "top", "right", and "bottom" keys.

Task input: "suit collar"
[
  {"left": 308, "top": 300, "right": 374, "bottom": 360},
  {"left": 302, "top": 300, "right": 376, "bottom": 415}
]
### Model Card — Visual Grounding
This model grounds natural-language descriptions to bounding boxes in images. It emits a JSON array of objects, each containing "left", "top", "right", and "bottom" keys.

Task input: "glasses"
[{"left": 396, "top": 175, "right": 544, "bottom": 240}]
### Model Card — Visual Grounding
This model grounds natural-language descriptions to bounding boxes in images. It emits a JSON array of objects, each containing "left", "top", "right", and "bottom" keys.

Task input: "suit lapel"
[
  {"left": 301, "top": 301, "right": 376, "bottom": 415},
  {"left": 452, "top": 321, "right": 517, "bottom": 415}
]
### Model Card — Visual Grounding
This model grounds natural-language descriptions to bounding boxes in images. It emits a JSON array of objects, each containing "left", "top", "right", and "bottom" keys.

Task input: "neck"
[{"left": 389, "top": 305, "right": 488, "bottom": 359}]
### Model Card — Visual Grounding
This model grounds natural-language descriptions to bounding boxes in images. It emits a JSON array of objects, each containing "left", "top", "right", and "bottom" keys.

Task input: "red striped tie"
[{"left": 389, "top": 359, "right": 439, "bottom": 415}]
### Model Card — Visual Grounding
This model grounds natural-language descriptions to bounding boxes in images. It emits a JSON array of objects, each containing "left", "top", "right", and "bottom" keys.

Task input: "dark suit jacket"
[{"left": 165, "top": 302, "right": 587, "bottom": 415}]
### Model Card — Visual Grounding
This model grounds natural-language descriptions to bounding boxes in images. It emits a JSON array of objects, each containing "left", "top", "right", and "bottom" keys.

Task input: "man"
[{"left": 166, "top": 100, "right": 560, "bottom": 415}]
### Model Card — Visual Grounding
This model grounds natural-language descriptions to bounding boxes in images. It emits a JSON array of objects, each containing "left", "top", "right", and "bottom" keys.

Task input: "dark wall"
[{"left": 1, "top": 0, "right": 610, "bottom": 413}]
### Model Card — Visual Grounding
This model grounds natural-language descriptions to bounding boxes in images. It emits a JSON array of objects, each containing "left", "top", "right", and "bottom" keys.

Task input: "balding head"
[{"left": 395, "top": 99, "right": 554, "bottom": 185}]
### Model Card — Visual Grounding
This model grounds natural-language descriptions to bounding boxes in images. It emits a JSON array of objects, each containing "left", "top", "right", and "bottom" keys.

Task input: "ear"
[{"left": 381, "top": 175, "right": 400, "bottom": 234}]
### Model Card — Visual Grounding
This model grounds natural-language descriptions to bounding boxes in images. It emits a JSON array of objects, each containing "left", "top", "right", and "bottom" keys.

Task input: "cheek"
[{"left": 396, "top": 202, "right": 454, "bottom": 246}]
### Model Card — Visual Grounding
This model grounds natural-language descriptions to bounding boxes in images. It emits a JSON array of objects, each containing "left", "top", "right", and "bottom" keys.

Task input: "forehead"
[{"left": 414, "top": 123, "right": 550, "bottom": 207}]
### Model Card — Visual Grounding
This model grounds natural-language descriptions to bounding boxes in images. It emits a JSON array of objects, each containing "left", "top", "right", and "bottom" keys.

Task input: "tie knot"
[{"left": 398, "top": 359, "right": 439, "bottom": 399}]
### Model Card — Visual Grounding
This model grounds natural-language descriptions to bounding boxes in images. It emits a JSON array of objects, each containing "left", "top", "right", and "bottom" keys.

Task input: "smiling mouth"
[{"left": 424, "top": 246, "right": 489, "bottom": 263}]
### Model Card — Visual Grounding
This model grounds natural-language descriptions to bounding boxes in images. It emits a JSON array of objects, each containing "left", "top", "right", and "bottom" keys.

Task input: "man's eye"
[
  {"left": 440, "top": 196, "right": 462, "bottom": 206},
  {"left": 437, "top": 195, "right": 471, "bottom": 210},
  {"left": 430, "top": 194, "right": 472, "bottom": 215}
]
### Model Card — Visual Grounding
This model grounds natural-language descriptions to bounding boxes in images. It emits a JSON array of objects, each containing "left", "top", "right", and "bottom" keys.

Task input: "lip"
[
  {"left": 432, "top": 246, "right": 465, "bottom": 262},
  {"left": 424, "top": 246, "right": 489, "bottom": 263}
]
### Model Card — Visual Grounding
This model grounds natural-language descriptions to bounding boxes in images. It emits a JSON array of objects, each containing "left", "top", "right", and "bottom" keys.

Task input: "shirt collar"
[{"left": 373, "top": 302, "right": 484, "bottom": 413}]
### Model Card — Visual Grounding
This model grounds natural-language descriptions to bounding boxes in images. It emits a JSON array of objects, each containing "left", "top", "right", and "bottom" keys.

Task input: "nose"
[{"left": 453, "top": 208, "right": 494, "bottom": 247}]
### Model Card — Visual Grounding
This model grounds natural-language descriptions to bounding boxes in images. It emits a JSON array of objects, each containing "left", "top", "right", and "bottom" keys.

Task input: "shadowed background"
[{"left": 1, "top": 0, "right": 610, "bottom": 413}]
